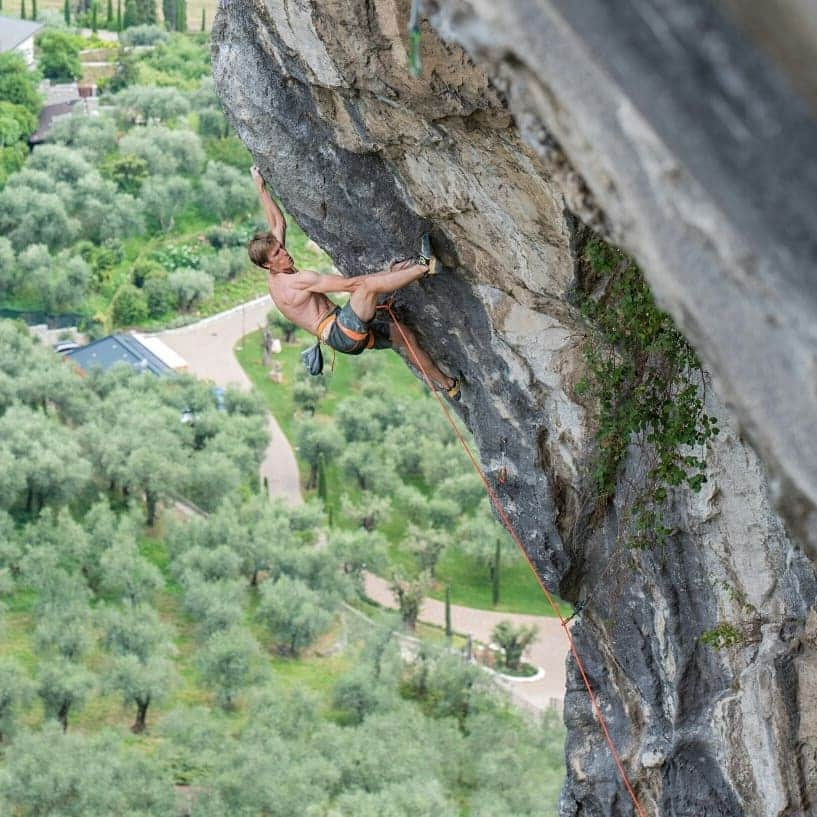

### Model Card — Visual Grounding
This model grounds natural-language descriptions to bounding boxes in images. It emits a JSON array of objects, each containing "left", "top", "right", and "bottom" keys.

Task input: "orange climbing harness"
[{"left": 379, "top": 301, "right": 650, "bottom": 817}]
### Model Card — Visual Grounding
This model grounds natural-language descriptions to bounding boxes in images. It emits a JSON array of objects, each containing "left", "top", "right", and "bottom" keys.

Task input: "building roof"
[
  {"left": 131, "top": 332, "right": 188, "bottom": 371},
  {"left": 29, "top": 99, "right": 80, "bottom": 145},
  {"left": 0, "top": 16, "right": 44, "bottom": 52},
  {"left": 65, "top": 334, "right": 174, "bottom": 377}
]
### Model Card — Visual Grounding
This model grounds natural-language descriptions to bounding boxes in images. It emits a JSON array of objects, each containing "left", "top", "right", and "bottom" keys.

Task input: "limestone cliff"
[{"left": 212, "top": 2, "right": 817, "bottom": 815}]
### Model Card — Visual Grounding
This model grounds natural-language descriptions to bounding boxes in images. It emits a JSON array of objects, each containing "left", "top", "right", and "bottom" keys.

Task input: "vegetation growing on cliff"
[{"left": 576, "top": 237, "right": 719, "bottom": 549}]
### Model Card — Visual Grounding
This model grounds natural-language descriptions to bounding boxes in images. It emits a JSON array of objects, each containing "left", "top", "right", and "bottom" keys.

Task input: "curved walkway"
[{"left": 152, "top": 298, "right": 567, "bottom": 709}]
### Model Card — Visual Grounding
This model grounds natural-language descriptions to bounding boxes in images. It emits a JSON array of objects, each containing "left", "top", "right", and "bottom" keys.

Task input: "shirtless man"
[{"left": 248, "top": 166, "right": 459, "bottom": 398}]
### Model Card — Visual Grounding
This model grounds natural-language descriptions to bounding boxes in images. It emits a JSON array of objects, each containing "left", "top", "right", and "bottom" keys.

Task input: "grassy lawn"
[{"left": 235, "top": 328, "right": 569, "bottom": 618}]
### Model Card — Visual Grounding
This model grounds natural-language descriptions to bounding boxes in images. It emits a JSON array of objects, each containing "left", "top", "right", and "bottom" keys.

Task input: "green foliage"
[
  {"left": 0, "top": 101, "right": 37, "bottom": 147},
  {"left": 140, "top": 174, "right": 192, "bottom": 231},
  {"left": 0, "top": 53, "right": 42, "bottom": 118},
  {"left": 167, "top": 267, "right": 212, "bottom": 311},
  {"left": 491, "top": 620, "right": 537, "bottom": 670},
  {"left": 47, "top": 112, "right": 118, "bottom": 160},
  {"left": 119, "top": 124, "right": 203, "bottom": 175},
  {"left": 257, "top": 574, "right": 333, "bottom": 656},
  {"left": 576, "top": 238, "right": 719, "bottom": 548},
  {"left": 111, "top": 282, "right": 148, "bottom": 325},
  {"left": 197, "top": 160, "right": 257, "bottom": 221},
  {"left": 36, "top": 29, "right": 82, "bottom": 82},
  {"left": 700, "top": 622, "right": 742, "bottom": 649},
  {"left": 114, "top": 84, "right": 190, "bottom": 125},
  {"left": 100, "top": 152, "right": 149, "bottom": 194},
  {"left": 198, "top": 626, "right": 262, "bottom": 709},
  {"left": 104, "top": 47, "right": 138, "bottom": 93}
]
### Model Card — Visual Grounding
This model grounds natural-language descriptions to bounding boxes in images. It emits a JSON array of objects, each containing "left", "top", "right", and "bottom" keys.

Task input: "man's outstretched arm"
[
  {"left": 251, "top": 166, "right": 287, "bottom": 245},
  {"left": 294, "top": 269, "right": 360, "bottom": 294}
]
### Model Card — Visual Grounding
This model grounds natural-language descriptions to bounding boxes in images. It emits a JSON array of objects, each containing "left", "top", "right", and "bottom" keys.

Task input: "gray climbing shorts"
[{"left": 319, "top": 302, "right": 392, "bottom": 355}]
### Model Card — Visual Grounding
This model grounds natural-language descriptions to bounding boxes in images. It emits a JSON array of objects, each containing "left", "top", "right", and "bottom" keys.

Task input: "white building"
[{"left": 0, "top": 16, "right": 45, "bottom": 67}]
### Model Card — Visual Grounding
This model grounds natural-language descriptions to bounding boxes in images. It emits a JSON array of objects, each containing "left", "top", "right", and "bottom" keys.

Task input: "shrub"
[
  {"left": 199, "top": 247, "right": 246, "bottom": 282},
  {"left": 112, "top": 282, "right": 148, "bottom": 325},
  {"left": 0, "top": 101, "right": 37, "bottom": 146},
  {"left": 100, "top": 153, "right": 149, "bottom": 195},
  {"left": 119, "top": 24, "right": 169, "bottom": 46},
  {"left": 143, "top": 274, "right": 175, "bottom": 317},
  {"left": 0, "top": 53, "right": 43, "bottom": 117},
  {"left": 36, "top": 30, "right": 83, "bottom": 82},
  {"left": 167, "top": 268, "right": 212, "bottom": 312},
  {"left": 205, "top": 225, "right": 244, "bottom": 249}
]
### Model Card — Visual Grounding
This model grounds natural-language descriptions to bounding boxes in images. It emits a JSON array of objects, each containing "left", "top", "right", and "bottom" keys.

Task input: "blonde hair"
[{"left": 247, "top": 232, "right": 280, "bottom": 268}]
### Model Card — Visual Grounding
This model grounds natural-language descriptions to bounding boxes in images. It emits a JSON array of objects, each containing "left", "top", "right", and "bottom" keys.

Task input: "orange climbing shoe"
[{"left": 446, "top": 378, "right": 461, "bottom": 401}]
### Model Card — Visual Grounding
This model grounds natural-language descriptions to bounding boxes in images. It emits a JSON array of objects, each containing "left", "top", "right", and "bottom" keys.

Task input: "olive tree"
[
  {"left": 491, "top": 620, "right": 538, "bottom": 671},
  {"left": 37, "top": 659, "right": 94, "bottom": 731},
  {"left": 0, "top": 659, "right": 33, "bottom": 742},
  {"left": 140, "top": 175, "right": 192, "bottom": 232},
  {"left": 256, "top": 575, "right": 332, "bottom": 656},
  {"left": 198, "top": 160, "right": 257, "bottom": 221},
  {"left": 389, "top": 571, "right": 432, "bottom": 632},
  {"left": 105, "top": 652, "right": 176, "bottom": 732},
  {"left": 198, "top": 626, "right": 262, "bottom": 709},
  {"left": 167, "top": 267, "right": 213, "bottom": 311}
]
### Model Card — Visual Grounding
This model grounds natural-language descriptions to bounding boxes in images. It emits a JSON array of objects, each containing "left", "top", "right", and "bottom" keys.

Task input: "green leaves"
[{"left": 579, "top": 239, "right": 719, "bottom": 548}]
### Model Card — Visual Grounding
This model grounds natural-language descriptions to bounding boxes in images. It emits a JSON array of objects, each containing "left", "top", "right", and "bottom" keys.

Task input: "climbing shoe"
[
  {"left": 446, "top": 378, "right": 461, "bottom": 401},
  {"left": 418, "top": 233, "right": 440, "bottom": 276}
]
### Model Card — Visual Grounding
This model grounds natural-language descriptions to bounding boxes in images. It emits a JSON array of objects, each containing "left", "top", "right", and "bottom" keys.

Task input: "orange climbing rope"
[{"left": 381, "top": 302, "right": 650, "bottom": 817}]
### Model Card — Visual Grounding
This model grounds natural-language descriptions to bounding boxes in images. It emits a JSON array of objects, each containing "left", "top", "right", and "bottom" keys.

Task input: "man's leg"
[
  {"left": 388, "top": 322, "right": 455, "bottom": 392},
  {"left": 349, "top": 260, "right": 427, "bottom": 321}
]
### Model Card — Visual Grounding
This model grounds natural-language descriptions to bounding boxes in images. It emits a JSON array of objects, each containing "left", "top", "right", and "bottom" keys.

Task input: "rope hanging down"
[{"left": 380, "top": 302, "right": 650, "bottom": 817}]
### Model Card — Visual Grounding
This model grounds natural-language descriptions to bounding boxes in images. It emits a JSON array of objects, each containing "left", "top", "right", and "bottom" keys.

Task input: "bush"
[
  {"left": 0, "top": 186, "right": 79, "bottom": 252},
  {"left": 119, "top": 24, "right": 169, "bottom": 46},
  {"left": 143, "top": 274, "right": 176, "bottom": 317},
  {"left": 36, "top": 30, "right": 83, "bottom": 82},
  {"left": 205, "top": 225, "right": 244, "bottom": 249},
  {"left": 199, "top": 247, "right": 246, "bottom": 282},
  {"left": 167, "top": 268, "right": 212, "bottom": 312},
  {"left": 0, "top": 53, "right": 43, "bottom": 117},
  {"left": 100, "top": 153, "right": 149, "bottom": 194},
  {"left": 0, "top": 102, "right": 37, "bottom": 146},
  {"left": 130, "top": 258, "right": 164, "bottom": 288},
  {"left": 112, "top": 282, "right": 148, "bottom": 325}
]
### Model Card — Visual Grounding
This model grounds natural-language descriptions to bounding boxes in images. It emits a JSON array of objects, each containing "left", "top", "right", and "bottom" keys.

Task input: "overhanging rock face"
[{"left": 212, "top": 2, "right": 817, "bottom": 814}]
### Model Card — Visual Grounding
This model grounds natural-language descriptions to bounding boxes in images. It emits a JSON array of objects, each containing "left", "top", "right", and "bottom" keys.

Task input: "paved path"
[
  {"left": 152, "top": 297, "right": 567, "bottom": 709},
  {"left": 153, "top": 297, "right": 301, "bottom": 506},
  {"left": 364, "top": 573, "right": 567, "bottom": 711}
]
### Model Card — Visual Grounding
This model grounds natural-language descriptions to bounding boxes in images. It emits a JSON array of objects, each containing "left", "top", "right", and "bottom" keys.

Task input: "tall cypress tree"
[
  {"left": 91, "top": 1, "right": 98, "bottom": 32},
  {"left": 200, "top": 7, "right": 205, "bottom": 32},
  {"left": 161, "top": 0, "right": 173, "bottom": 29},
  {"left": 122, "top": 0, "right": 137, "bottom": 27},
  {"left": 20, "top": 0, "right": 26, "bottom": 20},
  {"left": 116, "top": 0, "right": 122, "bottom": 30},
  {"left": 175, "top": 0, "right": 185, "bottom": 32},
  {"left": 63, "top": 0, "right": 70, "bottom": 24},
  {"left": 31, "top": 0, "right": 36, "bottom": 19},
  {"left": 106, "top": 0, "right": 113, "bottom": 26}
]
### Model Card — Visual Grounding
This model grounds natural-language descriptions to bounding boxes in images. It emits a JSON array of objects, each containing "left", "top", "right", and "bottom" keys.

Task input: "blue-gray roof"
[
  {"left": 0, "top": 16, "right": 44, "bottom": 52},
  {"left": 65, "top": 334, "right": 173, "bottom": 377}
]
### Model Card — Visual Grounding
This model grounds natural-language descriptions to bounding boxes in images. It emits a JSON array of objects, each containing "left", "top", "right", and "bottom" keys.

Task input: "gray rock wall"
[{"left": 212, "top": 2, "right": 817, "bottom": 814}]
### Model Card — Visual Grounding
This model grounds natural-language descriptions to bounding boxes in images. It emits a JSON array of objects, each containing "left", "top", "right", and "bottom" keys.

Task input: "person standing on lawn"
[{"left": 247, "top": 166, "right": 460, "bottom": 399}]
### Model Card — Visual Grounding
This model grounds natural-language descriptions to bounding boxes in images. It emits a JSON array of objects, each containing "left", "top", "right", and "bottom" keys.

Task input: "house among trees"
[
  {"left": 65, "top": 333, "right": 187, "bottom": 376},
  {"left": 0, "top": 16, "right": 44, "bottom": 67},
  {"left": 29, "top": 82, "right": 99, "bottom": 146}
]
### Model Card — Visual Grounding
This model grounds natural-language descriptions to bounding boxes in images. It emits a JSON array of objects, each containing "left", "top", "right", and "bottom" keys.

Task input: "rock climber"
[{"left": 248, "top": 166, "right": 460, "bottom": 399}]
